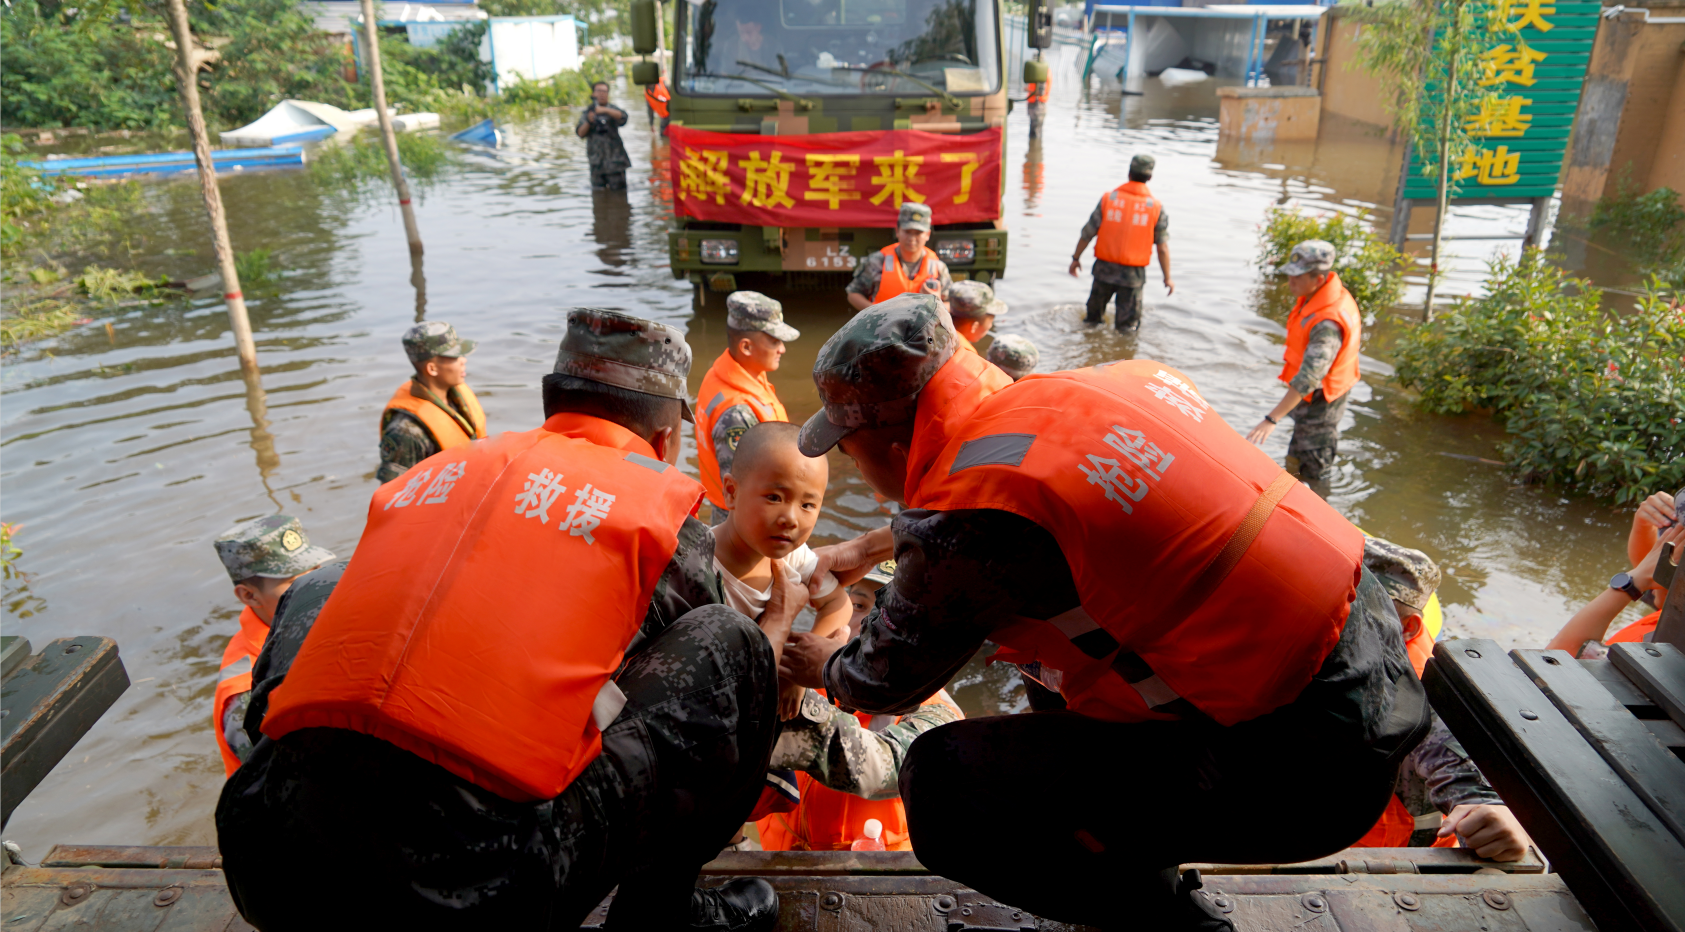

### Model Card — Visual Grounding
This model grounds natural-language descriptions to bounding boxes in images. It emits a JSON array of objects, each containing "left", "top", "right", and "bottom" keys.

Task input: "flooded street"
[{"left": 1, "top": 63, "right": 1649, "bottom": 857}]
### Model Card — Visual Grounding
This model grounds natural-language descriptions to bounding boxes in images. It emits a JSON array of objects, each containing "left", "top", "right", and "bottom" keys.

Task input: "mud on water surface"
[{"left": 0, "top": 64, "right": 1650, "bottom": 857}]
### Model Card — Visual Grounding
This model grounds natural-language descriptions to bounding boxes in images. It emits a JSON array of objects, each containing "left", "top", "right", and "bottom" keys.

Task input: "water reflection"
[
  {"left": 410, "top": 252, "right": 428, "bottom": 322},
  {"left": 592, "top": 190, "right": 635, "bottom": 270},
  {"left": 241, "top": 364, "right": 282, "bottom": 509}
]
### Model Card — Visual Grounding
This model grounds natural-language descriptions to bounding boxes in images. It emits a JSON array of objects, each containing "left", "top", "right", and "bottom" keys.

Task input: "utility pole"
[
  {"left": 359, "top": 0, "right": 424, "bottom": 254},
  {"left": 163, "top": 0, "right": 258, "bottom": 377}
]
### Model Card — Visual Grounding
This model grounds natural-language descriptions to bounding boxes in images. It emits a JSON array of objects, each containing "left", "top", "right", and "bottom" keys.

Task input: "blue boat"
[
  {"left": 19, "top": 146, "right": 306, "bottom": 178},
  {"left": 450, "top": 118, "right": 503, "bottom": 148}
]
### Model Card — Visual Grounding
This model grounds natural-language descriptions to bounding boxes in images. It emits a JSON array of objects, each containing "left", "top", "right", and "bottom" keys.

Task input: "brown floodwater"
[{"left": 0, "top": 66, "right": 1653, "bottom": 858}]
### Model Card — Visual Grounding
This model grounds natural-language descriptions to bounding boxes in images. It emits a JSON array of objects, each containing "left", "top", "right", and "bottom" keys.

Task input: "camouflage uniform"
[
  {"left": 707, "top": 292, "right": 799, "bottom": 526},
  {"left": 1079, "top": 155, "right": 1169, "bottom": 330},
  {"left": 1362, "top": 538, "right": 1504, "bottom": 843},
  {"left": 797, "top": 297, "right": 1426, "bottom": 929},
  {"left": 770, "top": 687, "right": 958, "bottom": 801},
  {"left": 578, "top": 102, "right": 632, "bottom": 190},
  {"left": 378, "top": 322, "right": 481, "bottom": 484},
  {"left": 985, "top": 334, "right": 1039, "bottom": 381},
  {"left": 845, "top": 203, "right": 953, "bottom": 302},
  {"left": 218, "top": 311, "right": 785, "bottom": 931},
  {"left": 1277, "top": 241, "right": 1350, "bottom": 482}
]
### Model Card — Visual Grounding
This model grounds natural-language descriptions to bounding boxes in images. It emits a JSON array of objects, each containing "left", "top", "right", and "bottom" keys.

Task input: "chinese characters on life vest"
[
  {"left": 669, "top": 126, "right": 1003, "bottom": 227},
  {"left": 1402, "top": 0, "right": 1595, "bottom": 200},
  {"left": 1079, "top": 371, "right": 1207, "bottom": 516},
  {"left": 512, "top": 469, "right": 617, "bottom": 543}
]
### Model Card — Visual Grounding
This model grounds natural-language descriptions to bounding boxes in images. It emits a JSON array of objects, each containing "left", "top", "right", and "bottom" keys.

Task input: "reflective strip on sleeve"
[
  {"left": 592, "top": 678, "right": 628, "bottom": 732},
  {"left": 218, "top": 656, "right": 254, "bottom": 682}
]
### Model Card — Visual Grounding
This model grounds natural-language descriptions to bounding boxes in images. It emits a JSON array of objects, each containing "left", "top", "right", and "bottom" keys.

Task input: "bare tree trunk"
[
  {"left": 163, "top": 0, "right": 258, "bottom": 377},
  {"left": 1424, "top": 41, "right": 1459, "bottom": 321},
  {"left": 360, "top": 0, "right": 424, "bottom": 254}
]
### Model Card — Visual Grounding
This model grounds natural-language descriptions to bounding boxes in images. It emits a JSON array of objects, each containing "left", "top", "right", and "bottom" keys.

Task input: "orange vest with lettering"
[
  {"left": 696, "top": 351, "right": 789, "bottom": 510},
  {"left": 755, "top": 690, "right": 962, "bottom": 852},
  {"left": 213, "top": 607, "right": 268, "bottom": 776},
  {"left": 263, "top": 414, "right": 703, "bottom": 801},
  {"left": 382, "top": 382, "right": 488, "bottom": 452},
  {"left": 909, "top": 359, "right": 1363, "bottom": 726},
  {"left": 1609, "top": 610, "right": 1662, "bottom": 644},
  {"left": 1094, "top": 181, "right": 1160, "bottom": 268},
  {"left": 873, "top": 244, "right": 943, "bottom": 303},
  {"left": 645, "top": 80, "right": 671, "bottom": 119},
  {"left": 1278, "top": 273, "right": 1362, "bottom": 403}
]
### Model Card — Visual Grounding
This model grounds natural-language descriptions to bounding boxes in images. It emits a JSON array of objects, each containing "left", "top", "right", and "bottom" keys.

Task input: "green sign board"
[{"left": 1401, "top": 0, "right": 1598, "bottom": 201}]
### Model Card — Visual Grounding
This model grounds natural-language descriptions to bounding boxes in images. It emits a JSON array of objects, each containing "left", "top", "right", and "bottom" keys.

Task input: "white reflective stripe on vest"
[
  {"left": 1046, "top": 606, "right": 1188, "bottom": 711},
  {"left": 1128, "top": 674, "right": 1182, "bottom": 710},
  {"left": 592, "top": 678, "right": 628, "bottom": 732},
  {"left": 1046, "top": 606, "right": 1101, "bottom": 639},
  {"left": 219, "top": 656, "right": 254, "bottom": 683}
]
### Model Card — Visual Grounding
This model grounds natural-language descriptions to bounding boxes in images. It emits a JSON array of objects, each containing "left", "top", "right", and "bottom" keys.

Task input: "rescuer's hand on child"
[
  {"left": 760, "top": 560, "right": 805, "bottom": 665},
  {"left": 808, "top": 527, "right": 894, "bottom": 597},
  {"left": 1438, "top": 804, "right": 1531, "bottom": 862},
  {"left": 778, "top": 627, "right": 848, "bottom": 689}
]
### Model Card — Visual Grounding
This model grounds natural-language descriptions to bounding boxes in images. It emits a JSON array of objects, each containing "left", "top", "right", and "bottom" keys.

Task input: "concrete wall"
[{"left": 1314, "top": 8, "right": 1393, "bottom": 132}]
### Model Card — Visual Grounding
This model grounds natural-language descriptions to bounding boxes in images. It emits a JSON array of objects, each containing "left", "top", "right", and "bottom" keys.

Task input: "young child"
[{"left": 712, "top": 421, "right": 850, "bottom": 718}]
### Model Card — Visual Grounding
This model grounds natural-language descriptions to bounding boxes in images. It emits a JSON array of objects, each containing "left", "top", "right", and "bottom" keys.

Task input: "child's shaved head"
[{"left": 731, "top": 421, "right": 806, "bottom": 478}]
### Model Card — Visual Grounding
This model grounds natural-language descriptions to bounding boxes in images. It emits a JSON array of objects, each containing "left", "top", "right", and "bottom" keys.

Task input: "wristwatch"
[{"left": 1610, "top": 572, "right": 1644, "bottom": 601}]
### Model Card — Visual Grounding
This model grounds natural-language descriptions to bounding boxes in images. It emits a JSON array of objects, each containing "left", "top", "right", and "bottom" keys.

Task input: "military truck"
[{"left": 628, "top": 0, "right": 1054, "bottom": 299}]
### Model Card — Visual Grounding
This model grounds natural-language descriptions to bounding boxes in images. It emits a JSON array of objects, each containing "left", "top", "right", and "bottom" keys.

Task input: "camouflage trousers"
[
  {"left": 1288, "top": 389, "right": 1348, "bottom": 481},
  {"left": 217, "top": 605, "right": 779, "bottom": 930},
  {"left": 1085, "top": 279, "right": 1144, "bottom": 330},
  {"left": 591, "top": 168, "right": 629, "bottom": 190}
]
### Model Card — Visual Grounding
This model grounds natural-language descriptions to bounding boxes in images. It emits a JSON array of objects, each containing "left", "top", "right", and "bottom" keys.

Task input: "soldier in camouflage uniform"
[
  {"left": 697, "top": 291, "right": 798, "bottom": 526},
  {"left": 985, "top": 333, "right": 1040, "bottom": 381},
  {"left": 378, "top": 322, "right": 486, "bottom": 483},
  {"left": 845, "top": 203, "right": 953, "bottom": 310},
  {"left": 1360, "top": 538, "right": 1532, "bottom": 858},
  {"left": 946, "top": 279, "right": 1004, "bottom": 353},
  {"left": 1069, "top": 154, "right": 1173, "bottom": 331},
  {"left": 218, "top": 309, "right": 788, "bottom": 932},
  {"left": 576, "top": 81, "right": 632, "bottom": 190},
  {"left": 211, "top": 515, "right": 335, "bottom": 773},
  {"left": 1246, "top": 240, "right": 1361, "bottom": 483}
]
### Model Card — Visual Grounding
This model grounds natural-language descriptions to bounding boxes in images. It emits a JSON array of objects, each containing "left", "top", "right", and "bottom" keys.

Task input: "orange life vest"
[
  {"left": 263, "top": 413, "right": 703, "bottom": 801},
  {"left": 645, "top": 80, "right": 671, "bottom": 119},
  {"left": 1278, "top": 272, "right": 1362, "bottom": 403},
  {"left": 1609, "top": 609, "right": 1662, "bottom": 644},
  {"left": 695, "top": 350, "right": 789, "bottom": 510},
  {"left": 910, "top": 359, "right": 1364, "bottom": 726},
  {"left": 873, "top": 244, "right": 943, "bottom": 303},
  {"left": 756, "top": 690, "right": 961, "bottom": 852},
  {"left": 382, "top": 381, "right": 488, "bottom": 453},
  {"left": 213, "top": 606, "right": 268, "bottom": 776},
  {"left": 1094, "top": 181, "right": 1160, "bottom": 268},
  {"left": 1026, "top": 81, "right": 1050, "bottom": 104}
]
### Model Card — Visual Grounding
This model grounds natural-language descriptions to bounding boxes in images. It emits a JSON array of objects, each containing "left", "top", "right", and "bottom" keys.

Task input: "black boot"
[{"left": 689, "top": 877, "right": 779, "bottom": 932}]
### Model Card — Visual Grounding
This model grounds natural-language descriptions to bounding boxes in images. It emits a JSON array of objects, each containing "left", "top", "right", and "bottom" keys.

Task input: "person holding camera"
[{"left": 575, "top": 80, "right": 631, "bottom": 190}]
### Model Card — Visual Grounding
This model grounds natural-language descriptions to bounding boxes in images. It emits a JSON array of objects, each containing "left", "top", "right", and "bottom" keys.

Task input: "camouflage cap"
[
  {"left": 553, "top": 308, "right": 695, "bottom": 422},
  {"left": 897, "top": 202, "right": 933, "bottom": 232},
  {"left": 1362, "top": 537, "right": 1441, "bottom": 614},
  {"left": 402, "top": 321, "right": 476, "bottom": 365},
  {"left": 1130, "top": 154, "right": 1155, "bottom": 177},
  {"left": 214, "top": 514, "right": 336, "bottom": 583},
  {"left": 726, "top": 291, "right": 800, "bottom": 342},
  {"left": 1279, "top": 239, "right": 1336, "bottom": 277},
  {"left": 947, "top": 280, "right": 1004, "bottom": 321},
  {"left": 798, "top": 293, "right": 954, "bottom": 457},
  {"left": 861, "top": 559, "right": 897, "bottom": 586},
  {"left": 985, "top": 334, "right": 1040, "bottom": 380}
]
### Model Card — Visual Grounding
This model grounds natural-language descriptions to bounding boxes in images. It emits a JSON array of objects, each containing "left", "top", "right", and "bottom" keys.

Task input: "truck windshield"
[{"left": 677, "top": 0, "right": 1000, "bottom": 97}]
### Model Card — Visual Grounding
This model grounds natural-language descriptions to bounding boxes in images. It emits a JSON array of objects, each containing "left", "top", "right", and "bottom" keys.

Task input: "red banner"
[{"left": 668, "top": 126, "right": 1003, "bottom": 228}]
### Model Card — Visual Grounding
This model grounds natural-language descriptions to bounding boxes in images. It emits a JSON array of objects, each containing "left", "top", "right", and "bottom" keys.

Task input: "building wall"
[
  {"left": 1315, "top": 9, "right": 1393, "bottom": 132},
  {"left": 1601, "top": 6, "right": 1685, "bottom": 199}
]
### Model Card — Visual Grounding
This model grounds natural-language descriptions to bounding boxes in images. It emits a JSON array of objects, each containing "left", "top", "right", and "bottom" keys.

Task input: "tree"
[{"left": 1350, "top": 0, "right": 1512, "bottom": 318}]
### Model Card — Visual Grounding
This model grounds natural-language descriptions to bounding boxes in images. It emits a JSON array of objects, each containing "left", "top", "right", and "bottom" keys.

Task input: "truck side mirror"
[
  {"left": 1024, "top": 60, "right": 1049, "bottom": 84},
  {"left": 1027, "top": 0, "right": 1053, "bottom": 49},
  {"left": 631, "top": 0, "right": 659, "bottom": 55},
  {"left": 632, "top": 61, "right": 662, "bottom": 86}
]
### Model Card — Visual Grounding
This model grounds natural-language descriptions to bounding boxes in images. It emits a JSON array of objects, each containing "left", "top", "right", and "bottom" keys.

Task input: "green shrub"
[
  {"left": 307, "top": 130, "right": 453, "bottom": 192},
  {"left": 1256, "top": 207, "right": 1407, "bottom": 314},
  {"left": 1591, "top": 183, "right": 1685, "bottom": 293},
  {"left": 2, "top": 133, "right": 66, "bottom": 252},
  {"left": 1393, "top": 250, "right": 1684, "bottom": 504}
]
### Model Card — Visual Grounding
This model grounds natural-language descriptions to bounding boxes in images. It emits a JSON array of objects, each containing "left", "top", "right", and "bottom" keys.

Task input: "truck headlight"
[
  {"left": 700, "top": 239, "right": 739, "bottom": 264},
  {"left": 935, "top": 239, "right": 975, "bottom": 264}
]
